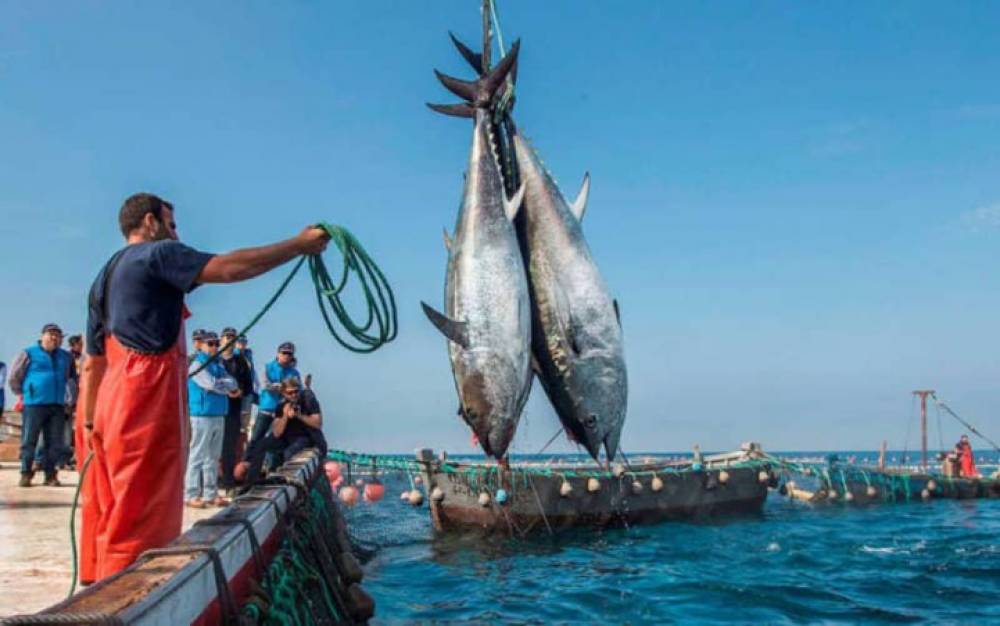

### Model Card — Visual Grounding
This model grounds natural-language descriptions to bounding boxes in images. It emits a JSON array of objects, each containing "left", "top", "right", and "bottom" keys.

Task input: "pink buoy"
[
  {"left": 324, "top": 461, "right": 342, "bottom": 483},
  {"left": 364, "top": 481, "right": 386, "bottom": 503},
  {"left": 339, "top": 485, "right": 360, "bottom": 507}
]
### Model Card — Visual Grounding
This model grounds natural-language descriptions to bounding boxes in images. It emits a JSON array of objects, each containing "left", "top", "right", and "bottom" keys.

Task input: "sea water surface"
[{"left": 341, "top": 453, "right": 1000, "bottom": 624}]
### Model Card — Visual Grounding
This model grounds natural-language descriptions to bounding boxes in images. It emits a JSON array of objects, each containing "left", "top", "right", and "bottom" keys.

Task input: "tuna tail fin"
[
  {"left": 449, "top": 31, "right": 483, "bottom": 74},
  {"left": 421, "top": 302, "right": 469, "bottom": 348},
  {"left": 429, "top": 39, "right": 520, "bottom": 113},
  {"left": 449, "top": 31, "right": 520, "bottom": 87},
  {"left": 426, "top": 102, "right": 475, "bottom": 118}
]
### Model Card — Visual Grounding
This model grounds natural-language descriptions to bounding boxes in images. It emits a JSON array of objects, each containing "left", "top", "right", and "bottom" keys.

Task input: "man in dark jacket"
[
  {"left": 235, "top": 376, "right": 327, "bottom": 485},
  {"left": 219, "top": 327, "right": 254, "bottom": 491},
  {"left": 9, "top": 323, "right": 74, "bottom": 486}
]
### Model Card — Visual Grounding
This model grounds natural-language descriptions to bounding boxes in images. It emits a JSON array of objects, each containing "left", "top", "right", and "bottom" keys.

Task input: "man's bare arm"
[
  {"left": 81, "top": 355, "right": 108, "bottom": 431},
  {"left": 197, "top": 226, "right": 330, "bottom": 284},
  {"left": 299, "top": 412, "right": 322, "bottom": 429}
]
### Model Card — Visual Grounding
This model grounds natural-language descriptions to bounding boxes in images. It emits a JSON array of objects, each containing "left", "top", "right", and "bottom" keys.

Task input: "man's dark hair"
[
  {"left": 119, "top": 193, "right": 173, "bottom": 237},
  {"left": 67, "top": 334, "right": 83, "bottom": 346}
]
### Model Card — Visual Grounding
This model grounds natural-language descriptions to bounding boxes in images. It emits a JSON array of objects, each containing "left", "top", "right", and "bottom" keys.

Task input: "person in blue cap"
[
  {"left": 185, "top": 331, "right": 238, "bottom": 507},
  {"left": 8, "top": 323, "right": 75, "bottom": 487},
  {"left": 246, "top": 341, "right": 301, "bottom": 456}
]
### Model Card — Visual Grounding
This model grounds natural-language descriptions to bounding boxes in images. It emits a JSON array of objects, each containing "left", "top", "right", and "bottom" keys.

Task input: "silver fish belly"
[{"left": 424, "top": 110, "right": 532, "bottom": 459}]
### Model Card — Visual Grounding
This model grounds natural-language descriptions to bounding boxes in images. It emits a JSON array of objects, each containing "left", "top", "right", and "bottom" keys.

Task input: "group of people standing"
[
  {"left": 183, "top": 329, "right": 327, "bottom": 508},
  {"left": 4, "top": 323, "right": 85, "bottom": 487}
]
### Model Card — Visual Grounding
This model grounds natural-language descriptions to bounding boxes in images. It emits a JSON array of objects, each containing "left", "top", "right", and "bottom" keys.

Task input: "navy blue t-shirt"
[{"left": 86, "top": 240, "right": 215, "bottom": 356}]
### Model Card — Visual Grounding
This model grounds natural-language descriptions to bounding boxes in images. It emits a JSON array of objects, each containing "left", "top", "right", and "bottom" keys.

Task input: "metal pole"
[{"left": 913, "top": 390, "right": 935, "bottom": 472}]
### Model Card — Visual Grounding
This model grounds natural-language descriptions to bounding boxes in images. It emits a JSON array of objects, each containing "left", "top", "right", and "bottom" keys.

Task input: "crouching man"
[{"left": 236, "top": 376, "right": 327, "bottom": 484}]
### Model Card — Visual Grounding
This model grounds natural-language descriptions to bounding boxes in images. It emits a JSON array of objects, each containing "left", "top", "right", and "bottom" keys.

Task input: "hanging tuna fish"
[
  {"left": 421, "top": 42, "right": 533, "bottom": 460},
  {"left": 447, "top": 32, "right": 628, "bottom": 463}
]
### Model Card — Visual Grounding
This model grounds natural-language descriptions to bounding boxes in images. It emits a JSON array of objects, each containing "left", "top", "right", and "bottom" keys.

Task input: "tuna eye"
[{"left": 585, "top": 414, "right": 598, "bottom": 429}]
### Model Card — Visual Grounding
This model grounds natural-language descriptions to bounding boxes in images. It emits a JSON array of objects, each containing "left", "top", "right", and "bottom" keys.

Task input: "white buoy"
[
  {"left": 560, "top": 481, "right": 573, "bottom": 497},
  {"left": 612, "top": 463, "right": 626, "bottom": 478},
  {"left": 431, "top": 486, "right": 445, "bottom": 502},
  {"left": 845, "top": 492, "right": 855, "bottom": 502},
  {"left": 758, "top": 470, "right": 770, "bottom": 484},
  {"left": 828, "top": 491, "right": 838, "bottom": 501},
  {"left": 587, "top": 478, "right": 601, "bottom": 493},
  {"left": 651, "top": 476, "right": 664, "bottom": 492},
  {"left": 631, "top": 480, "right": 643, "bottom": 494},
  {"left": 926, "top": 480, "right": 937, "bottom": 492},
  {"left": 408, "top": 490, "right": 424, "bottom": 506},
  {"left": 866, "top": 486, "right": 877, "bottom": 497},
  {"left": 921, "top": 488, "right": 931, "bottom": 500},
  {"left": 413, "top": 475, "right": 423, "bottom": 486},
  {"left": 718, "top": 470, "right": 730, "bottom": 484},
  {"left": 478, "top": 492, "right": 491, "bottom": 506},
  {"left": 400, "top": 490, "right": 411, "bottom": 501}
]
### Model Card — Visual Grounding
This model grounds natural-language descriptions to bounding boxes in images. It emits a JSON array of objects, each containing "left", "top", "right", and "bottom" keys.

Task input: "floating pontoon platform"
[{"left": 414, "top": 444, "right": 776, "bottom": 533}]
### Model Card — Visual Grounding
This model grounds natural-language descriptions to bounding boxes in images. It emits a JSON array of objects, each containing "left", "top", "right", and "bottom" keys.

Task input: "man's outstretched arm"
[{"left": 197, "top": 226, "right": 329, "bottom": 284}]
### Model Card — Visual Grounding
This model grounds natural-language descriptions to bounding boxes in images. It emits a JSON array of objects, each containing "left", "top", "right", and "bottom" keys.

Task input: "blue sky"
[{"left": 2, "top": 2, "right": 999, "bottom": 454}]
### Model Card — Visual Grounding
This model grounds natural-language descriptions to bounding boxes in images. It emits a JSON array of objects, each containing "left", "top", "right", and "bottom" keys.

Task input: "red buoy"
[{"left": 364, "top": 481, "right": 386, "bottom": 503}]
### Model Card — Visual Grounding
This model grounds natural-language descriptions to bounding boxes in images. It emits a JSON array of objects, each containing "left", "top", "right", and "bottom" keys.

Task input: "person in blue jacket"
[
  {"left": 246, "top": 341, "right": 300, "bottom": 454},
  {"left": 185, "top": 331, "right": 238, "bottom": 508},
  {"left": 8, "top": 323, "right": 74, "bottom": 487}
]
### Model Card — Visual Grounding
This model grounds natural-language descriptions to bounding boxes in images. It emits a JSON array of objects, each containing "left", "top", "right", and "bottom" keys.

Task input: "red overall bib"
[{"left": 87, "top": 321, "right": 189, "bottom": 579}]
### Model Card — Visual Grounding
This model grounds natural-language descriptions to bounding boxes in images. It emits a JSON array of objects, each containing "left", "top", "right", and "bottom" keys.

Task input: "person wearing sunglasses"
[
  {"left": 247, "top": 341, "right": 301, "bottom": 459},
  {"left": 235, "top": 376, "right": 326, "bottom": 485},
  {"left": 185, "top": 331, "right": 239, "bottom": 508}
]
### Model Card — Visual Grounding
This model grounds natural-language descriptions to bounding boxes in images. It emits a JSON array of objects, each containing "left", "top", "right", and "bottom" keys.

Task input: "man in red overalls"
[
  {"left": 79, "top": 193, "right": 328, "bottom": 581},
  {"left": 956, "top": 434, "right": 980, "bottom": 478}
]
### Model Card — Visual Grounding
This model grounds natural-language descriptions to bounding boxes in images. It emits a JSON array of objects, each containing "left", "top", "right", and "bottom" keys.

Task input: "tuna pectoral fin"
[
  {"left": 570, "top": 172, "right": 590, "bottom": 222},
  {"left": 613, "top": 299, "right": 621, "bottom": 327},
  {"left": 503, "top": 182, "right": 526, "bottom": 221},
  {"left": 421, "top": 302, "right": 469, "bottom": 348}
]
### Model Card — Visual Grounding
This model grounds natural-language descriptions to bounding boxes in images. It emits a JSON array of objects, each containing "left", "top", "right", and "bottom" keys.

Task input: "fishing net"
[{"left": 239, "top": 474, "right": 373, "bottom": 625}]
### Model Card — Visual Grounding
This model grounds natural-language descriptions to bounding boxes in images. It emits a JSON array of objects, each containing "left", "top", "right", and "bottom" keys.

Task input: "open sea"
[{"left": 341, "top": 452, "right": 1000, "bottom": 624}]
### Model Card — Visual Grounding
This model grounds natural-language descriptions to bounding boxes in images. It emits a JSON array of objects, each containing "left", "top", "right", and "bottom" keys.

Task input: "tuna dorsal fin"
[
  {"left": 442, "top": 228, "right": 453, "bottom": 252},
  {"left": 613, "top": 299, "right": 621, "bottom": 327},
  {"left": 570, "top": 172, "right": 590, "bottom": 222},
  {"left": 503, "top": 182, "right": 526, "bottom": 221},
  {"left": 448, "top": 31, "right": 484, "bottom": 74},
  {"left": 421, "top": 302, "right": 469, "bottom": 348}
]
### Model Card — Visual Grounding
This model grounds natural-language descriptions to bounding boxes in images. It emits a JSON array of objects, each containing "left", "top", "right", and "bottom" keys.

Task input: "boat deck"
[{"left": 0, "top": 463, "right": 216, "bottom": 617}]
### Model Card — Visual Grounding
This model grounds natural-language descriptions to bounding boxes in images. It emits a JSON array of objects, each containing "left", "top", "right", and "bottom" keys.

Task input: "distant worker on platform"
[
  {"left": 186, "top": 331, "right": 238, "bottom": 508},
  {"left": 80, "top": 192, "right": 329, "bottom": 580},
  {"left": 236, "top": 376, "right": 327, "bottom": 484},
  {"left": 9, "top": 323, "right": 74, "bottom": 487},
  {"left": 0, "top": 359, "right": 6, "bottom": 416},
  {"left": 956, "top": 434, "right": 980, "bottom": 478},
  {"left": 247, "top": 341, "right": 301, "bottom": 454},
  {"left": 219, "top": 326, "right": 254, "bottom": 493}
]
